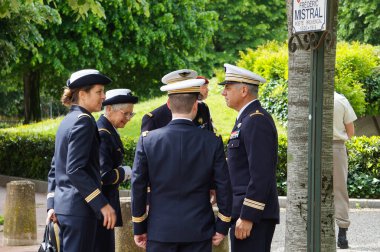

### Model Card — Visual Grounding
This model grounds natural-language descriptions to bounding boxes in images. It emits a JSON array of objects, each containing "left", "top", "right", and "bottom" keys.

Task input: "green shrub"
[
  {"left": 363, "top": 67, "right": 380, "bottom": 116},
  {"left": 277, "top": 134, "right": 288, "bottom": 196},
  {"left": 335, "top": 42, "right": 380, "bottom": 116},
  {"left": 0, "top": 215, "right": 4, "bottom": 225},
  {"left": 232, "top": 41, "right": 379, "bottom": 123},
  {"left": 346, "top": 136, "right": 380, "bottom": 198},
  {"left": 237, "top": 41, "right": 288, "bottom": 81},
  {"left": 0, "top": 133, "right": 55, "bottom": 180},
  {"left": 260, "top": 79, "right": 288, "bottom": 127}
]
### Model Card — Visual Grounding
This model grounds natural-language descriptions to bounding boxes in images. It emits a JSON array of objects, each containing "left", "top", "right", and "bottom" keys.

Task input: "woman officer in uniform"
[
  {"left": 46, "top": 69, "right": 117, "bottom": 252},
  {"left": 95, "top": 89, "right": 138, "bottom": 252}
]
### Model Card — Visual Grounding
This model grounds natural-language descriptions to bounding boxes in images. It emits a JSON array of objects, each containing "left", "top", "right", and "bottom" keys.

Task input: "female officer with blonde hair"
[
  {"left": 95, "top": 89, "right": 138, "bottom": 252},
  {"left": 46, "top": 69, "right": 117, "bottom": 252}
]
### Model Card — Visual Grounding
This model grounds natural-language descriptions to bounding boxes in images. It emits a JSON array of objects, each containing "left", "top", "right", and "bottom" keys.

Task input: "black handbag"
[{"left": 38, "top": 221, "right": 58, "bottom": 252}]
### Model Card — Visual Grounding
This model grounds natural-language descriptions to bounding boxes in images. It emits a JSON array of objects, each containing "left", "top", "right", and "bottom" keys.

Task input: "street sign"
[{"left": 292, "top": 0, "right": 327, "bottom": 33}]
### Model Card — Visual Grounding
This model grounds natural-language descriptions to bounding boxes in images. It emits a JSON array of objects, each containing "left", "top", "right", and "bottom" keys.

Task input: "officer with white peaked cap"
[
  {"left": 220, "top": 64, "right": 279, "bottom": 252},
  {"left": 95, "top": 88, "right": 138, "bottom": 252},
  {"left": 132, "top": 77, "right": 232, "bottom": 251},
  {"left": 46, "top": 69, "right": 117, "bottom": 252},
  {"left": 141, "top": 69, "right": 214, "bottom": 132}
]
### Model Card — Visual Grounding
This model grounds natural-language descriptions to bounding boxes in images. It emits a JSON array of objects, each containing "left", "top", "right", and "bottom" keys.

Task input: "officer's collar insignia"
[
  {"left": 99, "top": 128, "right": 111, "bottom": 135},
  {"left": 198, "top": 118, "right": 203, "bottom": 124},
  {"left": 230, "top": 130, "right": 240, "bottom": 139},
  {"left": 142, "top": 131, "right": 149, "bottom": 137},
  {"left": 250, "top": 110, "right": 264, "bottom": 117},
  {"left": 237, "top": 123, "right": 242, "bottom": 128},
  {"left": 78, "top": 113, "right": 91, "bottom": 119}
]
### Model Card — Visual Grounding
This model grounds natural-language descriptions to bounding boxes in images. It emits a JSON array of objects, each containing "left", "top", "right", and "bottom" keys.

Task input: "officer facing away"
[{"left": 132, "top": 76, "right": 232, "bottom": 252}]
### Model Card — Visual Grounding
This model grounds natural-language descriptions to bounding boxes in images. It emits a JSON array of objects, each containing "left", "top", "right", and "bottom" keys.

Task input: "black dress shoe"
[{"left": 337, "top": 227, "right": 348, "bottom": 249}]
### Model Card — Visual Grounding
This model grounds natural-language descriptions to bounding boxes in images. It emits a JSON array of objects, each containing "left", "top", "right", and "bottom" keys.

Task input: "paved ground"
[{"left": 0, "top": 186, "right": 379, "bottom": 252}]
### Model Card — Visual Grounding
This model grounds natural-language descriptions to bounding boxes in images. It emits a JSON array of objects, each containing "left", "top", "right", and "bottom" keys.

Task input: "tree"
[
  {"left": 0, "top": 0, "right": 106, "bottom": 123},
  {"left": 285, "top": 0, "right": 337, "bottom": 251},
  {"left": 338, "top": 0, "right": 380, "bottom": 45},
  {"left": 33, "top": 0, "right": 218, "bottom": 107},
  {"left": 207, "top": 0, "right": 287, "bottom": 64},
  {"left": 2, "top": 0, "right": 218, "bottom": 123}
]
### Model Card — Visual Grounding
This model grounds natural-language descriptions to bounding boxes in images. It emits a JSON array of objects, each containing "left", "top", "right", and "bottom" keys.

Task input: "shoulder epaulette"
[
  {"left": 78, "top": 113, "right": 91, "bottom": 119},
  {"left": 99, "top": 128, "right": 111, "bottom": 134},
  {"left": 142, "top": 131, "right": 149, "bottom": 137},
  {"left": 249, "top": 110, "right": 264, "bottom": 117},
  {"left": 146, "top": 112, "right": 154, "bottom": 118}
]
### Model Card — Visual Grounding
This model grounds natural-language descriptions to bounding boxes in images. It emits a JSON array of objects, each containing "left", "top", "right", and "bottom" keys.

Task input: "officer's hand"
[
  {"left": 235, "top": 218, "right": 253, "bottom": 240},
  {"left": 122, "top": 166, "right": 132, "bottom": 181},
  {"left": 46, "top": 208, "right": 58, "bottom": 225},
  {"left": 134, "top": 234, "right": 147, "bottom": 249},
  {"left": 100, "top": 204, "right": 116, "bottom": 229},
  {"left": 212, "top": 232, "right": 225, "bottom": 246},
  {"left": 210, "top": 189, "right": 217, "bottom": 205}
]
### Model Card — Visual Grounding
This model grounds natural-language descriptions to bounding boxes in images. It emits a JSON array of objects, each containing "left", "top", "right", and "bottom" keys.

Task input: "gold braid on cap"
[{"left": 168, "top": 87, "right": 200, "bottom": 94}]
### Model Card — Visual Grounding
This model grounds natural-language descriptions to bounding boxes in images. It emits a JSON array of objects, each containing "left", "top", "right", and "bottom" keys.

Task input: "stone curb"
[{"left": 1, "top": 175, "right": 379, "bottom": 209}]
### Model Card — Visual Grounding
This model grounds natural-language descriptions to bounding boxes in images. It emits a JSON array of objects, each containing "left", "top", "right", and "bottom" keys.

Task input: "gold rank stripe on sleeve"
[
  {"left": 78, "top": 113, "right": 91, "bottom": 119},
  {"left": 46, "top": 192, "right": 55, "bottom": 199},
  {"left": 217, "top": 212, "right": 232, "bottom": 222},
  {"left": 85, "top": 188, "right": 101, "bottom": 203},
  {"left": 243, "top": 198, "right": 265, "bottom": 211},
  {"left": 132, "top": 213, "right": 148, "bottom": 223},
  {"left": 99, "top": 128, "right": 111, "bottom": 134},
  {"left": 112, "top": 168, "right": 120, "bottom": 184}
]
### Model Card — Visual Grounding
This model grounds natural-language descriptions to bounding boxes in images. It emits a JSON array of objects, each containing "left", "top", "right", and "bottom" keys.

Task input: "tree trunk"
[
  {"left": 23, "top": 69, "right": 41, "bottom": 124},
  {"left": 285, "top": 0, "right": 338, "bottom": 251}
]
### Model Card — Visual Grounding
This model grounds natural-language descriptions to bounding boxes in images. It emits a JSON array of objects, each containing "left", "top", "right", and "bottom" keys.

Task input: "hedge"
[
  {"left": 0, "top": 132, "right": 378, "bottom": 198},
  {"left": 233, "top": 41, "right": 380, "bottom": 119}
]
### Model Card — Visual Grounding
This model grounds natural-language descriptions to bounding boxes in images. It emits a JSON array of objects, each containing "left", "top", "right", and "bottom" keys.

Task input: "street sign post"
[{"left": 290, "top": 1, "right": 331, "bottom": 251}]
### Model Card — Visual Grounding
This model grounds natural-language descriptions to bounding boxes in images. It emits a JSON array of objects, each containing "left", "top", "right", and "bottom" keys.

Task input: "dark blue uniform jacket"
[
  {"left": 132, "top": 119, "right": 232, "bottom": 242},
  {"left": 227, "top": 100, "right": 279, "bottom": 224},
  {"left": 141, "top": 101, "right": 213, "bottom": 132},
  {"left": 47, "top": 105, "right": 108, "bottom": 218},
  {"left": 97, "top": 114, "right": 127, "bottom": 227}
]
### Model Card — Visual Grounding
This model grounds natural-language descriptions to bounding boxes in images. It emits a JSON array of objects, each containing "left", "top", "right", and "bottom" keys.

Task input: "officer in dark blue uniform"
[
  {"left": 220, "top": 64, "right": 280, "bottom": 252},
  {"left": 132, "top": 77, "right": 232, "bottom": 252},
  {"left": 95, "top": 89, "right": 138, "bottom": 252},
  {"left": 141, "top": 70, "right": 214, "bottom": 132},
  {"left": 46, "top": 69, "right": 117, "bottom": 252}
]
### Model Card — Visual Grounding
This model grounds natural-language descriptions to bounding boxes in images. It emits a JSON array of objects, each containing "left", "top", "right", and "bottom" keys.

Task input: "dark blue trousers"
[
  {"left": 230, "top": 219, "right": 276, "bottom": 252},
  {"left": 147, "top": 239, "right": 212, "bottom": 252},
  {"left": 95, "top": 220, "right": 115, "bottom": 252},
  {"left": 56, "top": 214, "right": 97, "bottom": 252}
]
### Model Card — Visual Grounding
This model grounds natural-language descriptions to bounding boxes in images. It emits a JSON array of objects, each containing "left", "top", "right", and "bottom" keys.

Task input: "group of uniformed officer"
[{"left": 46, "top": 64, "right": 280, "bottom": 252}]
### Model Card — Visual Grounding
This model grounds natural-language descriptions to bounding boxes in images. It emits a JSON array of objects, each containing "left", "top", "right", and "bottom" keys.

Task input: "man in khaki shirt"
[{"left": 333, "top": 91, "right": 357, "bottom": 249}]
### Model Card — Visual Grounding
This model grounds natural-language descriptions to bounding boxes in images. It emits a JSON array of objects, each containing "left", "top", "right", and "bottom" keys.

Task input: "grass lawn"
[{"left": 0, "top": 79, "right": 286, "bottom": 138}]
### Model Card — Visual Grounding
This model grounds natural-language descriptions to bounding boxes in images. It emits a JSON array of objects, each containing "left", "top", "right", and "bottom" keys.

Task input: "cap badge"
[{"left": 179, "top": 71, "right": 191, "bottom": 77}]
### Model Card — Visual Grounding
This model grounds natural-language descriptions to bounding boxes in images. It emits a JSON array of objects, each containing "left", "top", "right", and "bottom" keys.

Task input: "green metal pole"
[{"left": 307, "top": 36, "right": 324, "bottom": 252}]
